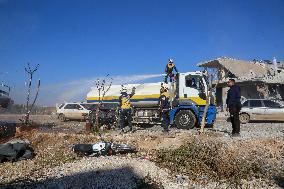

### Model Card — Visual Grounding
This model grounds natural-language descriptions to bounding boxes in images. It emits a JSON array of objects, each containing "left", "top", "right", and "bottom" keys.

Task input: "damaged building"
[{"left": 197, "top": 57, "right": 284, "bottom": 111}]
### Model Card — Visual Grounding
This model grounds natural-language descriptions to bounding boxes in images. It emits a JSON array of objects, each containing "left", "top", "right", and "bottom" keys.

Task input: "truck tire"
[
  {"left": 174, "top": 110, "right": 196, "bottom": 129},
  {"left": 58, "top": 114, "right": 66, "bottom": 122}
]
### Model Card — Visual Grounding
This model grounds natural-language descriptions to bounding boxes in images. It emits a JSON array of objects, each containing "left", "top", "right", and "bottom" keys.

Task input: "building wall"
[
  {"left": 216, "top": 84, "right": 259, "bottom": 111},
  {"left": 240, "top": 84, "right": 259, "bottom": 99},
  {"left": 216, "top": 83, "right": 284, "bottom": 111}
]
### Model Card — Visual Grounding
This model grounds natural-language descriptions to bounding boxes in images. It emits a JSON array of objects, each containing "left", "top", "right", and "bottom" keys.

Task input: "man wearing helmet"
[
  {"left": 164, "top": 58, "right": 178, "bottom": 84},
  {"left": 119, "top": 86, "right": 136, "bottom": 133}
]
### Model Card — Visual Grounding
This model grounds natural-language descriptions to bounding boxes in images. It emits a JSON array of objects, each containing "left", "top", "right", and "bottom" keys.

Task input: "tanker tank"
[{"left": 86, "top": 82, "right": 175, "bottom": 108}]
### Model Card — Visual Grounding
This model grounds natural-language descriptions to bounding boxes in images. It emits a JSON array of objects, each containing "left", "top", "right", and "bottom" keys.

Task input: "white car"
[
  {"left": 240, "top": 99, "right": 284, "bottom": 124},
  {"left": 56, "top": 103, "right": 96, "bottom": 122}
]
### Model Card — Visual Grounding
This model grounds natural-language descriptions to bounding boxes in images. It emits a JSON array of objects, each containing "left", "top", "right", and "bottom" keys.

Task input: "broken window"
[
  {"left": 58, "top": 103, "right": 65, "bottom": 109},
  {"left": 185, "top": 75, "right": 203, "bottom": 90},
  {"left": 263, "top": 100, "right": 280, "bottom": 108},
  {"left": 74, "top": 104, "right": 82, "bottom": 109},
  {"left": 242, "top": 101, "right": 249, "bottom": 107},
  {"left": 249, "top": 100, "right": 262, "bottom": 107},
  {"left": 64, "top": 104, "right": 77, "bottom": 109}
]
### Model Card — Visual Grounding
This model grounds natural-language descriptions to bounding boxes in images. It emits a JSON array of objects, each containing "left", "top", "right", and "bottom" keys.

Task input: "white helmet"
[
  {"left": 168, "top": 58, "right": 173, "bottom": 63},
  {"left": 120, "top": 85, "right": 127, "bottom": 93}
]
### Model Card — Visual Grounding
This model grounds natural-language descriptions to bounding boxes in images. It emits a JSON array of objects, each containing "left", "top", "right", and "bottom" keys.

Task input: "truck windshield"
[{"left": 185, "top": 75, "right": 204, "bottom": 90}]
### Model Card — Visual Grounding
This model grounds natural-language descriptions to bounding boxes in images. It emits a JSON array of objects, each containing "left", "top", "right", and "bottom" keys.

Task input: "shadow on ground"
[
  {"left": 274, "top": 176, "right": 284, "bottom": 188},
  {"left": 0, "top": 166, "right": 162, "bottom": 189}
]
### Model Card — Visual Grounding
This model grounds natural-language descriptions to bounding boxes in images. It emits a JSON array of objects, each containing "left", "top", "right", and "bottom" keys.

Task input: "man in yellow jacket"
[{"left": 119, "top": 86, "right": 136, "bottom": 133}]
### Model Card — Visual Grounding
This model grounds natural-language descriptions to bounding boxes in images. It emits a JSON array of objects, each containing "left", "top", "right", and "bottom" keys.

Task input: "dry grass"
[
  {"left": 0, "top": 130, "right": 99, "bottom": 185},
  {"left": 1, "top": 129, "right": 283, "bottom": 187},
  {"left": 154, "top": 137, "right": 284, "bottom": 186}
]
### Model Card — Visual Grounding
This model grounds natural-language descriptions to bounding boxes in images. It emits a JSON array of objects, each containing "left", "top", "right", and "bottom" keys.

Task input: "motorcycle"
[{"left": 72, "top": 134, "right": 136, "bottom": 157}]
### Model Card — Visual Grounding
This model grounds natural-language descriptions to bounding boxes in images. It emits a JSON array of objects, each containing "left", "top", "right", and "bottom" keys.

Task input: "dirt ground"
[{"left": 0, "top": 114, "right": 284, "bottom": 188}]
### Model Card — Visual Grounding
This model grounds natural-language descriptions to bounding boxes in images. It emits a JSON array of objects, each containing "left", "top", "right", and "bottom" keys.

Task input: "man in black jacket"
[
  {"left": 226, "top": 79, "right": 241, "bottom": 137},
  {"left": 158, "top": 87, "right": 171, "bottom": 132}
]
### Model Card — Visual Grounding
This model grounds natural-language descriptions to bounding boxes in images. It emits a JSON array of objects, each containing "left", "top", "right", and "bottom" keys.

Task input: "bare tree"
[
  {"left": 20, "top": 63, "right": 40, "bottom": 125},
  {"left": 93, "top": 74, "right": 113, "bottom": 131},
  {"left": 200, "top": 68, "right": 228, "bottom": 133}
]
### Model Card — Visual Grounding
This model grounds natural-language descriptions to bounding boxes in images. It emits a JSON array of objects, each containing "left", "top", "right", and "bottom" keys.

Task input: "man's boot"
[{"left": 231, "top": 133, "right": 241, "bottom": 137}]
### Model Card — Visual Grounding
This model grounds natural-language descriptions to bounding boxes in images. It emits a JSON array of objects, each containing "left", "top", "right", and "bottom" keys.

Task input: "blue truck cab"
[{"left": 168, "top": 71, "right": 217, "bottom": 129}]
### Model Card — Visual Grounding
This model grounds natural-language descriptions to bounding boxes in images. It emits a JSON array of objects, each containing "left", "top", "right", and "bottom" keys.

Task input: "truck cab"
[
  {"left": 167, "top": 71, "right": 216, "bottom": 129},
  {"left": 175, "top": 71, "right": 207, "bottom": 105}
]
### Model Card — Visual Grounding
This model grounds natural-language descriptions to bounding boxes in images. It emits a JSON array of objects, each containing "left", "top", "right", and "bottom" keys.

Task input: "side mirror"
[
  {"left": 199, "top": 92, "right": 207, "bottom": 100},
  {"left": 78, "top": 107, "right": 83, "bottom": 110}
]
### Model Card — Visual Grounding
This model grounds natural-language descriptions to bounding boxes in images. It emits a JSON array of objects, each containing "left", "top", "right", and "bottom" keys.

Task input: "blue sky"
[{"left": 1, "top": 0, "right": 284, "bottom": 105}]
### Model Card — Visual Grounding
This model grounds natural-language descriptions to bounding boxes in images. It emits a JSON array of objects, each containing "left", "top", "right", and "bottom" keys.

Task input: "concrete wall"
[
  {"left": 216, "top": 83, "right": 284, "bottom": 111},
  {"left": 240, "top": 84, "right": 259, "bottom": 99}
]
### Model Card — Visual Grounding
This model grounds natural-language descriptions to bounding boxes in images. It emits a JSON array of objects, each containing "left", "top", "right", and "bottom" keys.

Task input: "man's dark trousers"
[
  {"left": 229, "top": 106, "right": 240, "bottom": 134},
  {"left": 119, "top": 109, "right": 132, "bottom": 130},
  {"left": 161, "top": 110, "right": 170, "bottom": 131}
]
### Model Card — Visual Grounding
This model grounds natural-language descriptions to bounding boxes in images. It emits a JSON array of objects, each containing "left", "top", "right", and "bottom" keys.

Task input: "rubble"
[
  {"left": 0, "top": 139, "right": 34, "bottom": 163},
  {"left": 197, "top": 57, "right": 284, "bottom": 109}
]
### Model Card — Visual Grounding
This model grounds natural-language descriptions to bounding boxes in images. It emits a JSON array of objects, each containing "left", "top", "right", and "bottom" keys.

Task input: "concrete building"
[{"left": 197, "top": 57, "right": 284, "bottom": 111}]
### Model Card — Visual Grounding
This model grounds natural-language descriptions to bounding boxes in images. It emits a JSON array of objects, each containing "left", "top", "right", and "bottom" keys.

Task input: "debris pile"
[{"left": 0, "top": 139, "right": 34, "bottom": 163}]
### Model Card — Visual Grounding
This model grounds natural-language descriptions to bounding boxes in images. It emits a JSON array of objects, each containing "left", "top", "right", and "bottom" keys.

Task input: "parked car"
[
  {"left": 56, "top": 103, "right": 96, "bottom": 122},
  {"left": 240, "top": 99, "right": 284, "bottom": 124}
]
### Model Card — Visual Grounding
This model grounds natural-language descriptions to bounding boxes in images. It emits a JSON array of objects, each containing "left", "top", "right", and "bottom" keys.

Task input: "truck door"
[{"left": 179, "top": 73, "right": 206, "bottom": 105}]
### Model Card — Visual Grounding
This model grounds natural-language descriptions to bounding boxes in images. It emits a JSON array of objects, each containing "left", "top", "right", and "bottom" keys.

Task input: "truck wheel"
[
  {"left": 240, "top": 113, "right": 250, "bottom": 124},
  {"left": 174, "top": 110, "right": 196, "bottom": 129},
  {"left": 59, "top": 114, "right": 66, "bottom": 122}
]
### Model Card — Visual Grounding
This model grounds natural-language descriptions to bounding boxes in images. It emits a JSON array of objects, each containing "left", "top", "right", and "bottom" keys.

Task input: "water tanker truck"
[{"left": 86, "top": 71, "right": 216, "bottom": 129}]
